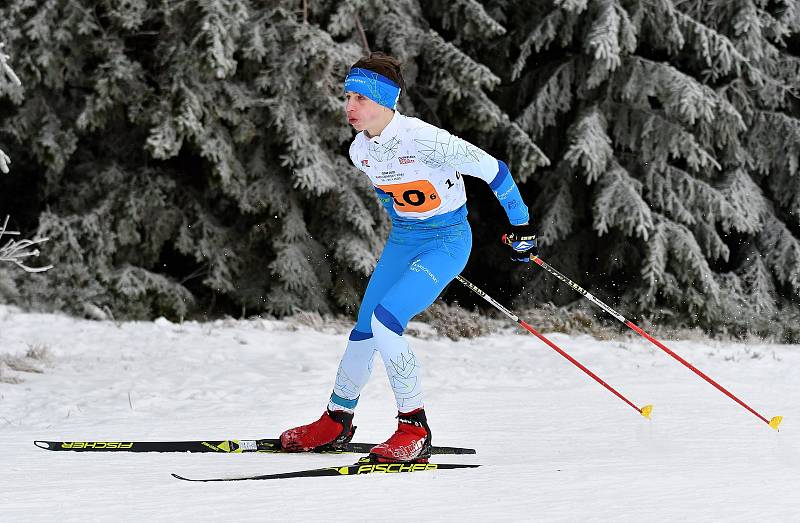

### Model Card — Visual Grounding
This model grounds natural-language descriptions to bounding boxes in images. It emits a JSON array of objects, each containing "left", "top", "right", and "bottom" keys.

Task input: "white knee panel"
[{"left": 371, "top": 312, "right": 424, "bottom": 413}]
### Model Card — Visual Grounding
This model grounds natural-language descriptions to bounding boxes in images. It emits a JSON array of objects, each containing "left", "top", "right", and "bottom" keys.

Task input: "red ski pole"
[
  {"left": 523, "top": 254, "right": 782, "bottom": 431},
  {"left": 456, "top": 275, "right": 652, "bottom": 419}
]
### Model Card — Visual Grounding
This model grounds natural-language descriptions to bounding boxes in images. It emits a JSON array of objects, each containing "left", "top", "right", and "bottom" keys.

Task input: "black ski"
[
  {"left": 33, "top": 438, "right": 476, "bottom": 455},
  {"left": 172, "top": 457, "right": 480, "bottom": 482}
]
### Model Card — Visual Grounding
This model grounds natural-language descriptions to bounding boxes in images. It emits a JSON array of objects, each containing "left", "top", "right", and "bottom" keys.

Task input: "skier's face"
[{"left": 345, "top": 91, "right": 386, "bottom": 131}]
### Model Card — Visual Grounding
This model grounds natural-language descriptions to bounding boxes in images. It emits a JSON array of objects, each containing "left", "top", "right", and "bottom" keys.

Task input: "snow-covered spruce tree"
[
  {"left": 502, "top": 0, "right": 800, "bottom": 338},
  {"left": 0, "top": 42, "right": 51, "bottom": 302},
  {"left": 4, "top": 0, "right": 797, "bottom": 336},
  {"left": 0, "top": 1, "right": 546, "bottom": 320},
  {"left": 0, "top": 1, "right": 371, "bottom": 319}
]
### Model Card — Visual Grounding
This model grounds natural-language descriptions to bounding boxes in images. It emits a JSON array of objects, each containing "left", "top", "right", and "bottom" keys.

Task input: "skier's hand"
[{"left": 502, "top": 223, "right": 538, "bottom": 263}]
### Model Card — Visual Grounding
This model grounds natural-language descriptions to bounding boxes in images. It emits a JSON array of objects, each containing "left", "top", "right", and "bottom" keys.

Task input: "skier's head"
[{"left": 344, "top": 52, "right": 404, "bottom": 133}]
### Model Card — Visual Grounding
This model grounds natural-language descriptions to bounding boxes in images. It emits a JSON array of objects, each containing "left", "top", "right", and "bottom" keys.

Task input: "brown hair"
[{"left": 351, "top": 52, "right": 405, "bottom": 91}]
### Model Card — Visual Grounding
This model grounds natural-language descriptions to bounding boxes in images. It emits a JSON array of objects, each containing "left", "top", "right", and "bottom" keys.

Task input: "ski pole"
[
  {"left": 456, "top": 275, "right": 653, "bottom": 419},
  {"left": 522, "top": 253, "right": 782, "bottom": 431}
]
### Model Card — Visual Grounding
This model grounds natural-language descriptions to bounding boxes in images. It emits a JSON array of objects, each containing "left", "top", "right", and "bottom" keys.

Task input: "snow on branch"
[
  {"left": 0, "top": 216, "right": 53, "bottom": 273},
  {"left": 0, "top": 44, "right": 51, "bottom": 272},
  {"left": 0, "top": 42, "right": 21, "bottom": 87},
  {"left": 1, "top": 42, "right": 22, "bottom": 174},
  {"left": 0, "top": 149, "right": 9, "bottom": 175}
]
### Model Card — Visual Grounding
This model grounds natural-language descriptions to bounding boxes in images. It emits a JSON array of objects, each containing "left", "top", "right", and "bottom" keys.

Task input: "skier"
[{"left": 280, "top": 52, "right": 538, "bottom": 463}]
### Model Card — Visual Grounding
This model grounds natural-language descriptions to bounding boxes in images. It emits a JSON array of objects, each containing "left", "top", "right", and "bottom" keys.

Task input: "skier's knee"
[
  {"left": 371, "top": 304, "right": 404, "bottom": 336},
  {"left": 348, "top": 328, "right": 373, "bottom": 341}
]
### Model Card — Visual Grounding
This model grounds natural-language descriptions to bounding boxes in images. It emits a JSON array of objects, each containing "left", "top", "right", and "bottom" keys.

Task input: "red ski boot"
[
  {"left": 369, "top": 408, "right": 432, "bottom": 463},
  {"left": 280, "top": 409, "right": 355, "bottom": 452}
]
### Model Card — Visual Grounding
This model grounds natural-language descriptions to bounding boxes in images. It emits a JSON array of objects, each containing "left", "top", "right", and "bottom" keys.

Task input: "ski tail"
[
  {"left": 33, "top": 440, "right": 265, "bottom": 453},
  {"left": 34, "top": 439, "right": 476, "bottom": 455}
]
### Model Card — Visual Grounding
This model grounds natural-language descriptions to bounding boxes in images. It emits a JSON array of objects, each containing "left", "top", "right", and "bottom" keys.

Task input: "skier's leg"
[
  {"left": 327, "top": 239, "right": 415, "bottom": 412},
  {"left": 352, "top": 237, "right": 416, "bottom": 334},
  {"left": 369, "top": 226, "right": 472, "bottom": 461},
  {"left": 327, "top": 332, "right": 377, "bottom": 412},
  {"left": 371, "top": 227, "right": 472, "bottom": 412},
  {"left": 281, "top": 239, "right": 415, "bottom": 451}
]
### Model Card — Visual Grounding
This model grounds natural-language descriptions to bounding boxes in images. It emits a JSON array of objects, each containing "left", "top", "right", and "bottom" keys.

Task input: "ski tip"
[
  {"left": 33, "top": 441, "right": 52, "bottom": 450},
  {"left": 768, "top": 416, "right": 783, "bottom": 431},
  {"left": 172, "top": 473, "right": 224, "bottom": 482},
  {"left": 171, "top": 473, "right": 193, "bottom": 481},
  {"left": 640, "top": 405, "right": 654, "bottom": 419}
]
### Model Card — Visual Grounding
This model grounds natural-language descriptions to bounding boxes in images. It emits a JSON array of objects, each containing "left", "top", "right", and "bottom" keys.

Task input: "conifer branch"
[
  {"left": 441, "top": 0, "right": 506, "bottom": 40},
  {"left": 512, "top": 9, "right": 575, "bottom": 80},
  {"left": 0, "top": 45, "right": 50, "bottom": 273},
  {"left": 0, "top": 217, "right": 53, "bottom": 273},
  {"left": 516, "top": 59, "right": 575, "bottom": 137},
  {"left": 0, "top": 42, "right": 21, "bottom": 87},
  {"left": 0, "top": 149, "right": 9, "bottom": 175},
  {"left": 554, "top": 0, "right": 589, "bottom": 14},
  {"left": 0, "top": 42, "right": 21, "bottom": 174},
  {"left": 564, "top": 106, "right": 613, "bottom": 183},
  {"left": 592, "top": 161, "right": 654, "bottom": 240}
]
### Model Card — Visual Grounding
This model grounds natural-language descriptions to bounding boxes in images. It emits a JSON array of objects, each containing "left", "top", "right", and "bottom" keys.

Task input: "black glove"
[{"left": 502, "top": 223, "right": 539, "bottom": 263}]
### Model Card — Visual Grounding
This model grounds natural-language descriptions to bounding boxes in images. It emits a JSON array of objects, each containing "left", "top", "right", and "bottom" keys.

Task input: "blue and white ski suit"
[{"left": 329, "top": 111, "right": 530, "bottom": 413}]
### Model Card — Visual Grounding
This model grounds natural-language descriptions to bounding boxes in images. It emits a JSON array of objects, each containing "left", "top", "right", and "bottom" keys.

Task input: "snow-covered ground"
[{"left": 1, "top": 304, "right": 798, "bottom": 522}]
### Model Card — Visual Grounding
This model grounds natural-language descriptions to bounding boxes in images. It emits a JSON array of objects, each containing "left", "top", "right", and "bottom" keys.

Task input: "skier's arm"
[
  {"left": 412, "top": 126, "right": 529, "bottom": 225},
  {"left": 485, "top": 160, "right": 530, "bottom": 226}
]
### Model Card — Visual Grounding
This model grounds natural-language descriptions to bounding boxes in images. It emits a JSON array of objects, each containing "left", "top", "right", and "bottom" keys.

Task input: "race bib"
[{"left": 376, "top": 180, "right": 442, "bottom": 213}]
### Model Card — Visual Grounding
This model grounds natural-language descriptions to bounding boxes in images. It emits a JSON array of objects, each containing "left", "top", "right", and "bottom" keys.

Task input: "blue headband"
[{"left": 344, "top": 67, "right": 401, "bottom": 110}]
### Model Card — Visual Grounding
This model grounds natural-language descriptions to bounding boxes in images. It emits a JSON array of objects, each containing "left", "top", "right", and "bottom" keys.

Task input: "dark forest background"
[{"left": 1, "top": 0, "right": 799, "bottom": 340}]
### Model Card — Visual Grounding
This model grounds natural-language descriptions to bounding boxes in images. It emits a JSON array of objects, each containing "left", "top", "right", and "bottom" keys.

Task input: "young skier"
[{"left": 280, "top": 52, "right": 538, "bottom": 463}]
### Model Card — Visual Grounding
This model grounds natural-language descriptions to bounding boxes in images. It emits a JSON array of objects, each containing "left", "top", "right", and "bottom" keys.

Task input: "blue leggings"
[{"left": 329, "top": 211, "right": 472, "bottom": 413}]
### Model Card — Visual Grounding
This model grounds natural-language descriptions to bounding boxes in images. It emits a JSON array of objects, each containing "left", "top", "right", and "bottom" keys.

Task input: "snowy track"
[{"left": 1, "top": 306, "right": 798, "bottom": 522}]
